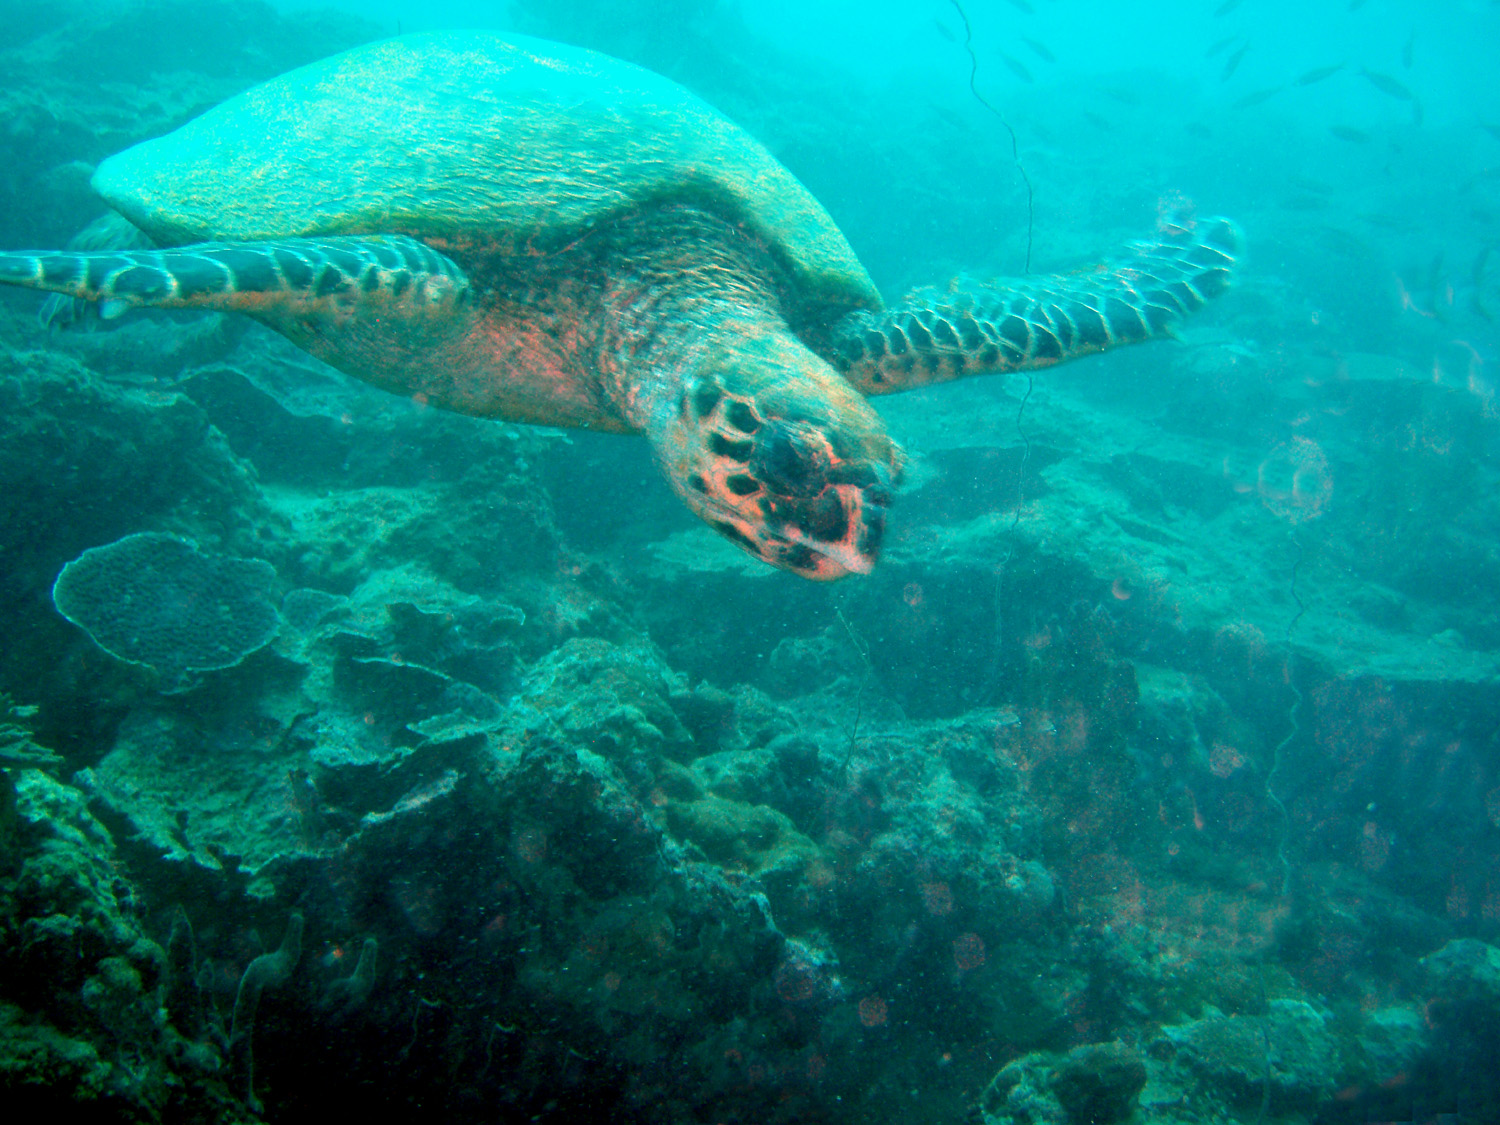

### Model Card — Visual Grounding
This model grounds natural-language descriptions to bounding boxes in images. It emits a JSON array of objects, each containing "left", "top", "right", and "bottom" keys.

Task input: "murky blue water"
[{"left": 2, "top": 2, "right": 1498, "bottom": 1121}]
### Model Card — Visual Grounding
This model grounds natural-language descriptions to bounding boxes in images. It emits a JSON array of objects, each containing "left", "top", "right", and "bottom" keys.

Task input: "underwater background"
[{"left": 1, "top": 0, "right": 1498, "bottom": 1121}]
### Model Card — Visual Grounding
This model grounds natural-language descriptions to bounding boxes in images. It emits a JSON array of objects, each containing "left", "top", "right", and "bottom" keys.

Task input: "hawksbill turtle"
[{"left": 0, "top": 31, "right": 1239, "bottom": 580}]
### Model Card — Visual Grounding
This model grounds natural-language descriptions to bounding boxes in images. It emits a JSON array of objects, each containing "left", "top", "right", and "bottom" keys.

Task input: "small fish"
[
  {"left": 1473, "top": 246, "right": 1495, "bottom": 320},
  {"left": 1460, "top": 168, "right": 1500, "bottom": 195},
  {"left": 1401, "top": 31, "right": 1416, "bottom": 69},
  {"left": 1286, "top": 174, "right": 1334, "bottom": 193},
  {"left": 927, "top": 102, "right": 967, "bottom": 131},
  {"left": 1329, "top": 124, "right": 1372, "bottom": 142},
  {"left": 933, "top": 18, "right": 958, "bottom": 43},
  {"left": 1234, "top": 86, "right": 1283, "bottom": 109},
  {"left": 1214, "top": 0, "right": 1244, "bottom": 16},
  {"left": 1082, "top": 110, "right": 1113, "bottom": 131},
  {"left": 1422, "top": 251, "right": 1450, "bottom": 321},
  {"left": 1410, "top": 99, "right": 1424, "bottom": 127},
  {"left": 1480, "top": 122, "right": 1500, "bottom": 141},
  {"left": 1294, "top": 63, "right": 1343, "bottom": 86},
  {"left": 1100, "top": 85, "right": 1141, "bottom": 106},
  {"left": 1313, "top": 225, "right": 1369, "bottom": 256},
  {"left": 1360, "top": 68, "right": 1416, "bottom": 101},
  {"left": 1003, "top": 0, "right": 1035, "bottom": 13},
  {"left": 998, "top": 52, "right": 1034, "bottom": 83},
  {"left": 1221, "top": 43, "right": 1250, "bottom": 81},
  {"left": 1205, "top": 34, "right": 1239, "bottom": 58},
  {"left": 1021, "top": 36, "right": 1056, "bottom": 64},
  {"left": 1185, "top": 121, "right": 1213, "bottom": 139},
  {"left": 1349, "top": 0, "right": 1368, "bottom": 10}
]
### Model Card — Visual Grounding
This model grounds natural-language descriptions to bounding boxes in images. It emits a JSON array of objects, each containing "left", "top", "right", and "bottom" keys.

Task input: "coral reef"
[
  {"left": 1048, "top": 1042, "right": 1147, "bottom": 1124},
  {"left": 0, "top": 1, "right": 1496, "bottom": 1122},
  {"left": 978, "top": 1040, "right": 1147, "bottom": 1125},
  {"left": 0, "top": 769, "right": 253, "bottom": 1120}
]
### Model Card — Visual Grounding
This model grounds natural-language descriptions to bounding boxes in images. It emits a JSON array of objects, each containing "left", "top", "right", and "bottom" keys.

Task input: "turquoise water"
[{"left": 0, "top": 1, "right": 1497, "bottom": 1122}]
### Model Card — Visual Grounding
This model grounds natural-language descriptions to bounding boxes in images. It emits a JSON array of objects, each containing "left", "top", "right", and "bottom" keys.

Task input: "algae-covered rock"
[
  {"left": 0, "top": 345, "right": 280, "bottom": 702},
  {"left": 1422, "top": 937, "right": 1500, "bottom": 1048},
  {"left": 1419, "top": 938, "right": 1500, "bottom": 1120},
  {"left": 0, "top": 770, "right": 253, "bottom": 1119},
  {"left": 977, "top": 1053, "right": 1064, "bottom": 1124},
  {"left": 521, "top": 637, "right": 695, "bottom": 778},
  {"left": 664, "top": 792, "right": 822, "bottom": 876},
  {"left": 977, "top": 1042, "right": 1147, "bottom": 1125},
  {"left": 1355, "top": 1005, "right": 1427, "bottom": 1082},
  {"left": 1047, "top": 1041, "right": 1147, "bottom": 1124},
  {"left": 1423, "top": 937, "right": 1500, "bottom": 1004},
  {"left": 79, "top": 700, "right": 313, "bottom": 876},
  {"left": 0, "top": 1001, "right": 116, "bottom": 1110},
  {"left": 1159, "top": 998, "right": 1341, "bottom": 1109}
]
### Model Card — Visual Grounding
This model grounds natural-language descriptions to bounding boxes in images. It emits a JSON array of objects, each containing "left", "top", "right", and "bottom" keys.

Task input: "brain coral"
[{"left": 52, "top": 532, "right": 281, "bottom": 689}]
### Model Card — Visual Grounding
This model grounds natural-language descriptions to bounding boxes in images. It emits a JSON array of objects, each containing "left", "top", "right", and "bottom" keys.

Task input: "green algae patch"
[{"left": 663, "top": 792, "right": 821, "bottom": 875}]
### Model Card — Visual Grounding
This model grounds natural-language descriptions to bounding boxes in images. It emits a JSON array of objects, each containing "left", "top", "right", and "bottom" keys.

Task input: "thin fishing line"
[{"left": 949, "top": 0, "right": 1036, "bottom": 273}]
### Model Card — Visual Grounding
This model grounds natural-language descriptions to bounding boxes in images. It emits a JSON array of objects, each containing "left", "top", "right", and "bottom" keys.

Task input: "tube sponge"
[
  {"left": 324, "top": 937, "right": 378, "bottom": 1019},
  {"left": 230, "top": 912, "right": 303, "bottom": 1113},
  {"left": 51, "top": 532, "right": 280, "bottom": 690}
]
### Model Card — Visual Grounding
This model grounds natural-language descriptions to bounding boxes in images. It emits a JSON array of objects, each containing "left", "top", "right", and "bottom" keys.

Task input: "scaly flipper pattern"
[
  {"left": 0, "top": 234, "right": 505, "bottom": 415},
  {"left": 0, "top": 234, "right": 470, "bottom": 323},
  {"left": 833, "top": 217, "right": 1241, "bottom": 394},
  {"left": 37, "top": 212, "right": 155, "bottom": 329}
]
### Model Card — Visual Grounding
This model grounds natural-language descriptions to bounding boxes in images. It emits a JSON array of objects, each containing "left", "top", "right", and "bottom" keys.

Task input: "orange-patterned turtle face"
[{"left": 653, "top": 347, "right": 905, "bottom": 580}]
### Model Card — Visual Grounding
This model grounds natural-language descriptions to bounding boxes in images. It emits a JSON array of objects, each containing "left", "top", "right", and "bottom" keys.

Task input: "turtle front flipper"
[
  {"left": 37, "top": 212, "right": 156, "bottom": 330},
  {"left": 0, "top": 234, "right": 495, "bottom": 406},
  {"left": 0, "top": 234, "right": 469, "bottom": 324},
  {"left": 834, "top": 217, "right": 1241, "bottom": 394}
]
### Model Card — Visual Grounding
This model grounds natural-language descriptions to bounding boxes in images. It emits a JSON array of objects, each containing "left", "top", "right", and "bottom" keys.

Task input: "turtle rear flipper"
[{"left": 835, "top": 217, "right": 1242, "bottom": 394}]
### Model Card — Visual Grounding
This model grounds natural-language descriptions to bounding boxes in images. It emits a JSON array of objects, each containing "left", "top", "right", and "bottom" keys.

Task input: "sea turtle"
[{"left": 0, "top": 31, "right": 1238, "bottom": 580}]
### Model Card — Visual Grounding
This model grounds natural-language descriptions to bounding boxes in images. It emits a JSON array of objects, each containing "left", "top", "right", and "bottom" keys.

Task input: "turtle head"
[{"left": 654, "top": 343, "right": 905, "bottom": 580}]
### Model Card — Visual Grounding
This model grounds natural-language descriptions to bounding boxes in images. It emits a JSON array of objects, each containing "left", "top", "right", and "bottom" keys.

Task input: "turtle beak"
[
  {"left": 773, "top": 470, "right": 892, "bottom": 580},
  {"left": 746, "top": 425, "right": 898, "bottom": 580},
  {"left": 782, "top": 488, "right": 886, "bottom": 578}
]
